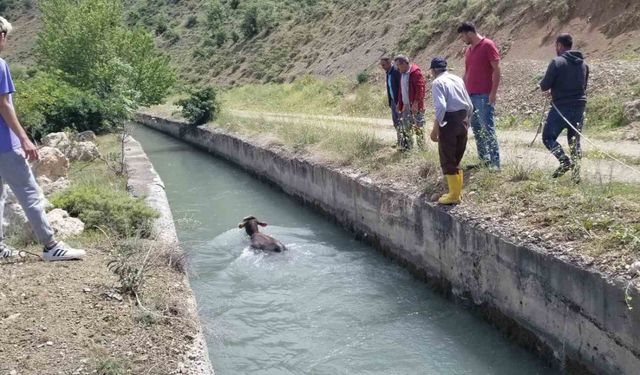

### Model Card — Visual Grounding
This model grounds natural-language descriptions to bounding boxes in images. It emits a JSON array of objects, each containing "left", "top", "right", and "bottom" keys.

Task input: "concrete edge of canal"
[
  {"left": 135, "top": 112, "right": 640, "bottom": 375},
  {"left": 123, "top": 135, "right": 215, "bottom": 375}
]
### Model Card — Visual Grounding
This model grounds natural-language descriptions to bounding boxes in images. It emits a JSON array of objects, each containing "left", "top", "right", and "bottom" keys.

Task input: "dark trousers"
[
  {"left": 438, "top": 110, "right": 469, "bottom": 175},
  {"left": 390, "top": 106, "right": 402, "bottom": 146},
  {"left": 543, "top": 104, "right": 585, "bottom": 164}
]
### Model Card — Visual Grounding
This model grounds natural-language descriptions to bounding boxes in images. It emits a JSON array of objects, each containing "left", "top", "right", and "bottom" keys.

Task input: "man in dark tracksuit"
[
  {"left": 380, "top": 57, "right": 402, "bottom": 147},
  {"left": 540, "top": 33, "right": 589, "bottom": 182}
]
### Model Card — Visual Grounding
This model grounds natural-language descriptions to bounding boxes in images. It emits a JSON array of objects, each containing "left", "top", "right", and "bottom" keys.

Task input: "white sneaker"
[
  {"left": 0, "top": 242, "right": 17, "bottom": 260},
  {"left": 42, "top": 241, "right": 86, "bottom": 262}
]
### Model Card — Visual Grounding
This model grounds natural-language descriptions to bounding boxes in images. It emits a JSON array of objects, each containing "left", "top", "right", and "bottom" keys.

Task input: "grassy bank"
[
  {"left": 1, "top": 135, "right": 200, "bottom": 374},
  {"left": 222, "top": 75, "right": 390, "bottom": 118},
  {"left": 219, "top": 65, "right": 640, "bottom": 139}
]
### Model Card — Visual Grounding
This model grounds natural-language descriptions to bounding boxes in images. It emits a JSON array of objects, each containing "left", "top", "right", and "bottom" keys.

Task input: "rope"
[
  {"left": 551, "top": 102, "right": 640, "bottom": 177},
  {"left": 530, "top": 98, "right": 549, "bottom": 147}
]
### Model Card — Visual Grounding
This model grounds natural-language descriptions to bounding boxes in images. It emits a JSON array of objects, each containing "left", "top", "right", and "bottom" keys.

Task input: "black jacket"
[
  {"left": 540, "top": 51, "right": 589, "bottom": 107},
  {"left": 386, "top": 65, "right": 401, "bottom": 107}
]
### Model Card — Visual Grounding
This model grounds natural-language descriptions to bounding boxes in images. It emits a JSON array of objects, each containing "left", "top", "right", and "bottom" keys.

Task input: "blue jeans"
[
  {"left": 390, "top": 106, "right": 402, "bottom": 145},
  {"left": 543, "top": 104, "right": 585, "bottom": 164},
  {"left": 470, "top": 94, "right": 500, "bottom": 168},
  {"left": 0, "top": 149, "right": 55, "bottom": 244}
]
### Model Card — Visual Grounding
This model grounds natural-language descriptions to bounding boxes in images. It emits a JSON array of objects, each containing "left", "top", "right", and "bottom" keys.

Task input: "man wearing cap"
[
  {"left": 428, "top": 57, "right": 473, "bottom": 205},
  {"left": 394, "top": 55, "right": 426, "bottom": 150}
]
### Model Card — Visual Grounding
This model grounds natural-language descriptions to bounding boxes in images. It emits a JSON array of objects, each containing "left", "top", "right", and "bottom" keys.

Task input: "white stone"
[
  {"left": 623, "top": 100, "right": 640, "bottom": 124},
  {"left": 32, "top": 147, "right": 69, "bottom": 180},
  {"left": 47, "top": 208, "right": 85, "bottom": 239},
  {"left": 3, "top": 203, "right": 31, "bottom": 242},
  {"left": 66, "top": 141, "right": 100, "bottom": 162},
  {"left": 38, "top": 177, "right": 70, "bottom": 196},
  {"left": 41, "top": 132, "right": 70, "bottom": 152},
  {"left": 75, "top": 130, "right": 97, "bottom": 143}
]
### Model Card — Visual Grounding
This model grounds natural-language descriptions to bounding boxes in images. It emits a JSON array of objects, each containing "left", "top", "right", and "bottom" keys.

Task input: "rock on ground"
[
  {"left": 41, "top": 132, "right": 70, "bottom": 152},
  {"left": 624, "top": 122, "right": 640, "bottom": 141},
  {"left": 32, "top": 147, "right": 69, "bottom": 180},
  {"left": 46, "top": 208, "right": 85, "bottom": 239},
  {"left": 66, "top": 141, "right": 101, "bottom": 162},
  {"left": 37, "top": 176, "right": 70, "bottom": 196},
  {"left": 75, "top": 130, "right": 97, "bottom": 143},
  {"left": 2, "top": 202, "right": 31, "bottom": 242},
  {"left": 623, "top": 100, "right": 640, "bottom": 124}
]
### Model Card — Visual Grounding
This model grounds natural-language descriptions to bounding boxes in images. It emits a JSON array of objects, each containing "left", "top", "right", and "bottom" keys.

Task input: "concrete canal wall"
[{"left": 124, "top": 136, "right": 215, "bottom": 375}]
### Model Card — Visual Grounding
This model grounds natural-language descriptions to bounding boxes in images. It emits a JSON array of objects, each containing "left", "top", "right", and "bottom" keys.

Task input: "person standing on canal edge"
[
  {"left": 458, "top": 21, "right": 502, "bottom": 170},
  {"left": 428, "top": 57, "right": 473, "bottom": 205},
  {"left": 540, "top": 33, "right": 589, "bottom": 183},
  {"left": 395, "top": 55, "right": 426, "bottom": 151},
  {"left": 0, "top": 17, "right": 86, "bottom": 262},
  {"left": 380, "top": 57, "right": 403, "bottom": 148}
]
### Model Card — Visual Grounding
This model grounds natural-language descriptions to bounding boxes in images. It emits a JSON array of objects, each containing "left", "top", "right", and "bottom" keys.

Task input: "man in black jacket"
[
  {"left": 540, "top": 33, "right": 589, "bottom": 182},
  {"left": 381, "top": 57, "right": 402, "bottom": 147}
]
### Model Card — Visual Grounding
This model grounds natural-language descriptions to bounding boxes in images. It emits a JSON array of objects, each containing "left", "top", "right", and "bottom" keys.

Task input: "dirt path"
[{"left": 230, "top": 110, "right": 640, "bottom": 183}]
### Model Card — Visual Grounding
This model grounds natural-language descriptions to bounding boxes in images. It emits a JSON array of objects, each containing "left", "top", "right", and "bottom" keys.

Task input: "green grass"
[
  {"left": 222, "top": 75, "right": 389, "bottom": 118},
  {"left": 97, "top": 357, "right": 129, "bottom": 375}
]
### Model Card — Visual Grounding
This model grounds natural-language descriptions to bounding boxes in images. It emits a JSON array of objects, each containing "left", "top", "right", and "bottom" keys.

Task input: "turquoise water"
[{"left": 130, "top": 124, "right": 556, "bottom": 375}]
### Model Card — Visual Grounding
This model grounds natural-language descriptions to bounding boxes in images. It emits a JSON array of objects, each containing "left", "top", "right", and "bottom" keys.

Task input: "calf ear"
[
  {"left": 258, "top": 222, "right": 268, "bottom": 227},
  {"left": 238, "top": 223, "right": 245, "bottom": 228}
]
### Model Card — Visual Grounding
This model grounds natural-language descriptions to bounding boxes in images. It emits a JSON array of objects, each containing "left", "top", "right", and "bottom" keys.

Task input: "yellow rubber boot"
[
  {"left": 457, "top": 170, "right": 464, "bottom": 199},
  {"left": 438, "top": 175, "right": 461, "bottom": 205}
]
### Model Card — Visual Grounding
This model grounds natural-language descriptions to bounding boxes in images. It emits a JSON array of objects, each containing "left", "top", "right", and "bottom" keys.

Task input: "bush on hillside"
[
  {"left": 14, "top": 72, "right": 127, "bottom": 139},
  {"left": 51, "top": 183, "right": 159, "bottom": 238},
  {"left": 356, "top": 70, "right": 369, "bottom": 85},
  {"left": 240, "top": 1, "right": 278, "bottom": 39},
  {"left": 177, "top": 87, "right": 220, "bottom": 125}
]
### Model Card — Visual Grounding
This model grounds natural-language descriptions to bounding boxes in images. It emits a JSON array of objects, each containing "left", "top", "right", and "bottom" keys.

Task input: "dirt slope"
[{"left": 3, "top": 0, "right": 640, "bottom": 85}]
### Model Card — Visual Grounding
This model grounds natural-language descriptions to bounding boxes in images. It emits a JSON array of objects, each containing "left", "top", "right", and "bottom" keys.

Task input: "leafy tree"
[
  {"left": 177, "top": 87, "right": 220, "bottom": 125},
  {"left": 14, "top": 72, "right": 128, "bottom": 139},
  {"left": 35, "top": 0, "right": 175, "bottom": 107}
]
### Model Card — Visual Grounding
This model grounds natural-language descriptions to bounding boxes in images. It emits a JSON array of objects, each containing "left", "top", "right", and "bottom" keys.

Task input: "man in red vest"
[{"left": 395, "top": 55, "right": 426, "bottom": 151}]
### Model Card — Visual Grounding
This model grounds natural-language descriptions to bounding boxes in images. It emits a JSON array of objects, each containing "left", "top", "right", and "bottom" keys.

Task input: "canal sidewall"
[
  {"left": 124, "top": 135, "right": 215, "bottom": 375},
  {"left": 135, "top": 113, "right": 640, "bottom": 375}
]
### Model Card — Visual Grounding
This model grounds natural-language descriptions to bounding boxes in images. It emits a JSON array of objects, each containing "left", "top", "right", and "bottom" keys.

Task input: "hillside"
[{"left": 3, "top": 0, "right": 640, "bottom": 85}]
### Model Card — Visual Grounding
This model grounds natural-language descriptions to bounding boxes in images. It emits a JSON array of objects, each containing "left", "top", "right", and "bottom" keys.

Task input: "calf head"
[{"left": 238, "top": 216, "right": 267, "bottom": 236}]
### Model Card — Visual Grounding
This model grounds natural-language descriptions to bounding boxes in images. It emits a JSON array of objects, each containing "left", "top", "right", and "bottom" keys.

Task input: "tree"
[{"left": 35, "top": 0, "right": 175, "bottom": 107}]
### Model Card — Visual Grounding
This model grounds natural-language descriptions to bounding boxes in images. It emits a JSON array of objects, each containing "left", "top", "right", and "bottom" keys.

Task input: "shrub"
[
  {"left": 356, "top": 70, "right": 369, "bottom": 85},
  {"left": 51, "top": 184, "right": 159, "bottom": 238},
  {"left": 240, "top": 1, "right": 279, "bottom": 39},
  {"left": 177, "top": 87, "right": 220, "bottom": 125},
  {"left": 240, "top": 4, "right": 260, "bottom": 38},
  {"left": 14, "top": 72, "right": 126, "bottom": 139},
  {"left": 185, "top": 15, "right": 198, "bottom": 28}
]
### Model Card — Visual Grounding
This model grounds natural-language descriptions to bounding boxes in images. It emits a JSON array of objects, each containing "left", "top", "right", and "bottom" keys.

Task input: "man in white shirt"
[{"left": 428, "top": 57, "right": 473, "bottom": 205}]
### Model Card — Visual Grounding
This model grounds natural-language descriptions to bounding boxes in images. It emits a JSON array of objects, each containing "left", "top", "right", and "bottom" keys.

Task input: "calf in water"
[{"left": 238, "top": 216, "right": 286, "bottom": 253}]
